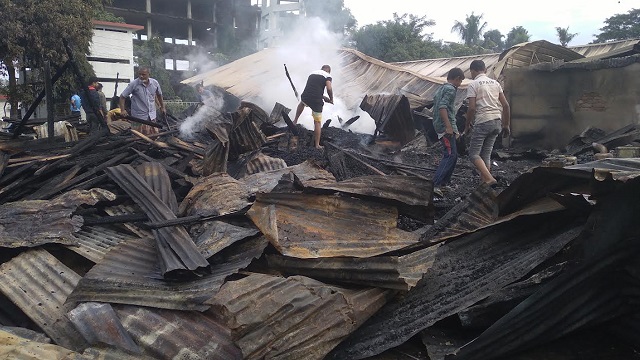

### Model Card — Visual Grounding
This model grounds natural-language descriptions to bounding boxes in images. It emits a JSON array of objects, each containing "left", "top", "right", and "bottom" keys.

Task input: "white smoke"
[
  {"left": 252, "top": 16, "right": 376, "bottom": 135},
  {"left": 179, "top": 94, "right": 225, "bottom": 139}
]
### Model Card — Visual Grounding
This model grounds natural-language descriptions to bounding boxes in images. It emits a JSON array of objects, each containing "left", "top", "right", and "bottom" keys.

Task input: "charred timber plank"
[
  {"left": 25, "top": 164, "right": 83, "bottom": 200},
  {"left": 166, "top": 136, "right": 205, "bottom": 156},
  {"left": 68, "top": 173, "right": 109, "bottom": 192},
  {"left": 130, "top": 129, "right": 171, "bottom": 149},
  {"left": 326, "top": 142, "right": 386, "bottom": 176},
  {"left": 83, "top": 213, "right": 149, "bottom": 226},
  {"left": 0, "top": 152, "right": 9, "bottom": 178},
  {"left": 131, "top": 148, "right": 188, "bottom": 178},
  {"left": 124, "top": 115, "right": 163, "bottom": 129},
  {"left": 281, "top": 110, "right": 299, "bottom": 136}
]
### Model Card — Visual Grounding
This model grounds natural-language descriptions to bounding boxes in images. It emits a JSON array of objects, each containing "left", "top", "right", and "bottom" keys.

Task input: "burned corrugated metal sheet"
[
  {"left": 231, "top": 151, "right": 288, "bottom": 178},
  {"left": 449, "top": 176, "right": 640, "bottom": 359},
  {"left": 136, "top": 162, "right": 179, "bottom": 215},
  {"left": 202, "top": 139, "right": 229, "bottom": 176},
  {"left": 0, "top": 329, "right": 84, "bottom": 359},
  {"left": 114, "top": 305, "right": 242, "bottom": 360},
  {"left": 0, "top": 188, "right": 115, "bottom": 248},
  {"left": 241, "top": 160, "right": 336, "bottom": 196},
  {"left": 68, "top": 225, "right": 139, "bottom": 263},
  {"left": 228, "top": 108, "right": 267, "bottom": 159},
  {"left": 571, "top": 38, "right": 640, "bottom": 58},
  {"left": 67, "top": 235, "right": 267, "bottom": 311},
  {"left": 267, "top": 243, "right": 441, "bottom": 291},
  {"left": 105, "top": 164, "right": 210, "bottom": 280},
  {"left": 190, "top": 220, "right": 260, "bottom": 259},
  {"left": 302, "top": 174, "right": 434, "bottom": 222},
  {"left": 182, "top": 47, "right": 467, "bottom": 111},
  {"left": 179, "top": 172, "right": 252, "bottom": 218},
  {"left": 360, "top": 94, "right": 415, "bottom": 144},
  {"left": 0, "top": 248, "right": 88, "bottom": 351},
  {"left": 247, "top": 192, "right": 420, "bottom": 258},
  {"left": 327, "top": 217, "right": 583, "bottom": 359},
  {"left": 566, "top": 157, "right": 640, "bottom": 181},
  {"left": 67, "top": 302, "right": 141, "bottom": 354},
  {"left": 491, "top": 40, "right": 584, "bottom": 79},
  {"left": 207, "top": 273, "right": 391, "bottom": 360},
  {"left": 392, "top": 53, "right": 501, "bottom": 80},
  {"left": 0, "top": 326, "right": 50, "bottom": 344}
]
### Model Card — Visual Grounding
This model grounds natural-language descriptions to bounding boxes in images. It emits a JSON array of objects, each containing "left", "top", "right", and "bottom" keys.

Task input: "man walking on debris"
[
  {"left": 195, "top": 83, "right": 214, "bottom": 103},
  {"left": 465, "top": 59, "right": 511, "bottom": 186},
  {"left": 432, "top": 68, "right": 465, "bottom": 194},
  {"left": 293, "top": 65, "right": 333, "bottom": 149},
  {"left": 119, "top": 67, "right": 166, "bottom": 135}
]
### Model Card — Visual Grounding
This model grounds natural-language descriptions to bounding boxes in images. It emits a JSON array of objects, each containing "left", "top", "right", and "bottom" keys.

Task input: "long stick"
[{"left": 284, "top": 64, "right": 299, "bottom": 101}]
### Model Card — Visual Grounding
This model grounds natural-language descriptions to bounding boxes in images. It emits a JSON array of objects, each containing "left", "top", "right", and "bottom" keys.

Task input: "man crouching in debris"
[
  {"left": 465, "top": 60, "right": 511, "bottom": 186},
  {"left": 432, "top": 68, "right": 465, "bottom": 194},
  {"left": 293, "top": 65, "right": 334, "bottom": 149}
]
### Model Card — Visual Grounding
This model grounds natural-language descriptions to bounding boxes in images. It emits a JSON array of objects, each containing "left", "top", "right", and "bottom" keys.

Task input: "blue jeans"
[{"left": 433, "top": 133, "right": 458, "bottom": 186}]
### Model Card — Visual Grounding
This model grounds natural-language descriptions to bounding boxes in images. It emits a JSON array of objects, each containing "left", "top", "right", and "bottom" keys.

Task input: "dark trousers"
[
  {"left": 433, "top": 133, "right": 458, "bottom": 186},
  {"left": 86, "top": 114, "right": 103, "bottom": 134}
]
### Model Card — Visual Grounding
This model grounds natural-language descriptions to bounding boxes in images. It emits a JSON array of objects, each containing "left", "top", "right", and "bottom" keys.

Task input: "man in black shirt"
[{"left": 293, "top": 65, "right": 333, "bottom": 149}]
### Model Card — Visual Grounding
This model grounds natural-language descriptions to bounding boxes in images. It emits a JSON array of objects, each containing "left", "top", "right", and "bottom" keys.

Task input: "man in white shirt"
[{"left": 465, "top": 60, "right": 510, "bottom": 186}]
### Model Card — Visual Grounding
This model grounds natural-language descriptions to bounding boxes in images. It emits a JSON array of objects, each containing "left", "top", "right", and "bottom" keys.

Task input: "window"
[
  {"left": 176, "top": 60, "right": 190, "bottom": 71},
  {"left": 165, "top": 59, "right": 174, "bottom": 70}
]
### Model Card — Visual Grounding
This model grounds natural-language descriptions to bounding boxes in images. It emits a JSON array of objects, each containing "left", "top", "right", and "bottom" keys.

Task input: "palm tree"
[
  {"left": 451, "top": 12, "right": 488, "bottom": 46},
  {"left": 505, "top": 26, "right": 531, "bottom": 49},
  {"left": 483, "top": 29, "right": 505, "bottom": 52},
  {"left": 556, "top": 26, "right": 578, "bottom": 46}
]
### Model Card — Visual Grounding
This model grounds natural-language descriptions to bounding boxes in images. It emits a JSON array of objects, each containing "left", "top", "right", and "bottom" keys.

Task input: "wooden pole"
[{"left": 44, "top": 61, "right": 55, "bottom": 141}]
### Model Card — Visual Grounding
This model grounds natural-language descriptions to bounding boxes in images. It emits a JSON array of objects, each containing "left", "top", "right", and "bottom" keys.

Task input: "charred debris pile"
[{"left": 0, "top": 99, "right": 639, "bottom": 360}]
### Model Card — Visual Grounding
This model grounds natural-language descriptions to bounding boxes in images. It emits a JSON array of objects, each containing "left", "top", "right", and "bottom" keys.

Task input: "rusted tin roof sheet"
[
  {"left": 327, "top": 221, "right": 583, "bottom": 359},
  {"left": 67, "top": 236, "right": 267, "bottom": 311},
  {"left": 247, "top": 192, "right": 420, "bottom": 258},
  {"left": 229, "top": 108, "right": 267, "bottom": 159},
  {"left": 242, "top": 160, "right": 336, "bottom": 195},
  {"left": 360, "top": 94, "right": 415, "bottom": 144},
  {"left": 207, "top": 273, "right": 391, "bottom": 360},
  {"left": 179, "top": 173, "right": 252, "bottom": 218},
  {"left": 114, "top": 305, "right": 242, "bottom": 360},
  {"left": 136, "top": 161, "right": 179, "bottom": 214},
  {"left": 105, "top": 164, "right": 210, "bottom": 279},
  {"left": 232, "top": 151, "right": 288, "bottom": 178},
  {"left": 267, "top": 243, "right": 442, "bottom": 291},
  {"left": 0, "top": 249, "right": 88, "bottom": 351},
  {"left": 0, "top": 188, "right": 114, "bottom": 248},
  {"left": 566, "top": 157, "right": 640, "bottom": 181},
  {"left": 67, "top": 302, "right": 141, "bottom": 354},
  {"left": 190, "top": 220, "right": 260, "bottom": 259},
  {"left": 69, "top": 226, "right": 139, "bottom": 263},
  {"left": 302, "top": 174, "right": 434, "bottom": 222},
  {"left": 0, "top": 329, "right": 85, "bottom": 359}
]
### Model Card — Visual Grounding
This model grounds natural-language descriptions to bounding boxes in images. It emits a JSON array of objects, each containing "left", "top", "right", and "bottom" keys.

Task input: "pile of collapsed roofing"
[{"left": 0, "top": 101, "right": 639, "bottom": 360}]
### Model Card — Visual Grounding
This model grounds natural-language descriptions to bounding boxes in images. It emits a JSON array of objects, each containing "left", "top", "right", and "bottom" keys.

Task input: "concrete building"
[
  {"left": 257, "top": 0, "right": 304, "bottom": 49},
  {"left": 105, "top": 0, "right": 260, "bottom": 75},
  {"left": 89, "top": 20, "right": 144, "bottom": 106}
]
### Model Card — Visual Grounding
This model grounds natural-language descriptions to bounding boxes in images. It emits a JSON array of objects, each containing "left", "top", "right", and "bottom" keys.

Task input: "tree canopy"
[
  {"left": 505, "top": 26, "right": 532, "bottom": 49},
  {"left": 352, "top": 13, "right": 445, "bottom": 62},
  {"left": 593, "top": 8, "right": 640, "bottom": 43},
  {"left": 451, "top": 13, "right": 488, "bottom": 46},
  {"left": 0, "top": 0, "right": 108, "bottom": 117},
  {"left": 304, "top": 0, "right": 357, "bottom": 36},
  {"left": 482, "top": 29, "right": 505, "bottom": 52},
  {"left": 556, "top": 26, "right": 578, "bottom": 47}
]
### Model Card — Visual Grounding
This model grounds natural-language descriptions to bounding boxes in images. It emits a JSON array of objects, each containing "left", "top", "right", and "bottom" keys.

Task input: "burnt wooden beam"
[
  {"left": 131, "top": 148, "right": 188, "bottom": 178},
  {"left": 325, "top": 142, "right": 387, "bottom": 176},
  {"left": 44, "top": 61, "right": 55, "bottom": 141},
  {"left": 281, "top": 110, "right": 298, "bottom": 136},
  {"left": 0, "top": 152, "right": 10, "bottom": 179},
  {"left": 124, "top": 115, "right": 164, "bottom": 129}
]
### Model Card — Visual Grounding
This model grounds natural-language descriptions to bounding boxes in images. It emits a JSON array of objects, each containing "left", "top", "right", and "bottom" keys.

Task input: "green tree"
[
  {"left": 505, "top": 26, "right": 532, "bottom": 49},
  {"left": 556, "top": 26, "right": 578, "bottom": 46},
  {"left": 133, "top": 37, "right": 176, "bottom": 99},
  {"left": 482, "top": 29, "right": 505, "bottom": 52},
  {"left": 451, "top": 12, "right": 488, "bottom": 46},
  {"left": 304, "top": 0, "right": 357, "bottom": 36},
  {"left": 352, "top": 13, "right": 445, "bottom": 62},
  {"left": 593, "top": 8, "right": 640, "bottom": 43},
  {"left": 0, "top": 0, "right": 107, "bottom": 118}
]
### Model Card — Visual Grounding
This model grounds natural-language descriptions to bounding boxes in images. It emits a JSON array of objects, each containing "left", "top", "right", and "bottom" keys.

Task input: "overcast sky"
[{"left": 343, "top": 0, "right": 639, "bottom": 46}]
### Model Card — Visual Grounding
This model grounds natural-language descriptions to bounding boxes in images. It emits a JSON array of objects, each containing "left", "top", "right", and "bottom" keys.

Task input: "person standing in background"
[
  {"left": 81, "top": 77, "right": 104, "bottom": 134},
  {"left": 431, "top": 67, "right": 465, "bottom": 194},
  {"left": 96, "top": 82, "right": 108, "bottom": 116},
  {"left": 119, "top": 67, "right": 166, "bottom": 135},
  {"left": 70, "top": 92, "right": 81, "bottom": 117}
]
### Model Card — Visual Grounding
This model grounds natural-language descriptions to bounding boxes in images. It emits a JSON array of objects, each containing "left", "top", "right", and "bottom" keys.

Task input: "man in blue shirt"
[
  {"left": 119, "top": 67, "right": 166, "bottom": 134},
  {"left": 432, "top": 67, "right": 465, "bottom": 191},
  {"left": 70, "top": 92, "right": 81, "bottom": 116}
]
